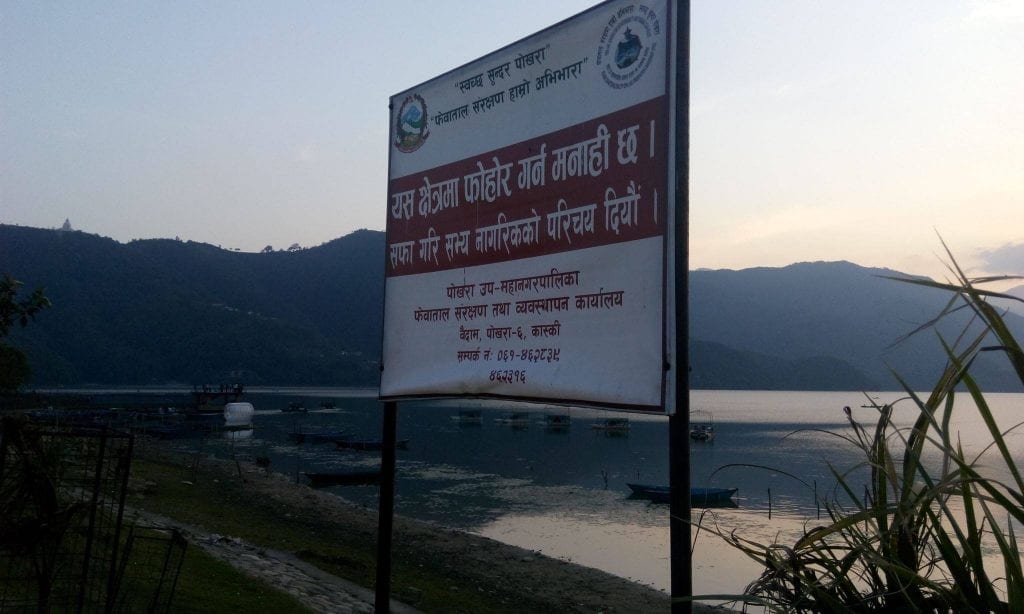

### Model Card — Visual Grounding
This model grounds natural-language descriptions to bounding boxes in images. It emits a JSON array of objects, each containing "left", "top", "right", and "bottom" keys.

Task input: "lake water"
[{"left": 98, "top": 388, "right": 1024, "bottom": 597}]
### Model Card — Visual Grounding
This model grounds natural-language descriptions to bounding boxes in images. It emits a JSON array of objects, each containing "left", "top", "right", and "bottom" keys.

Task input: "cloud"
[{"left": 977, "top": 242, "right": 1024, "bottom": 275}]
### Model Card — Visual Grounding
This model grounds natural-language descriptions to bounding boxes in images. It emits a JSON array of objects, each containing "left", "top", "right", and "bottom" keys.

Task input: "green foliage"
[
  {"left": 714, "top": 244, "right": 1024, "bottom": 612},
  {"left": 0, "top": 274, "right": 50, "bottom": 390},
  {"left": 0, "top": 274, "right": 51, "bottom": 337},
  {"left": 0, "top": 345, "right": 30, "bottom": 392}
]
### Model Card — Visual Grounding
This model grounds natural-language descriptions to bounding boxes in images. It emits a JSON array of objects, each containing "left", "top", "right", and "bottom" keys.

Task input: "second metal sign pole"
[
  {"left": 375, "top": 400, "right": 398, "bottom": 612},
  {"left": 670, "top": 1, "right": 692, "bottom": 612}
]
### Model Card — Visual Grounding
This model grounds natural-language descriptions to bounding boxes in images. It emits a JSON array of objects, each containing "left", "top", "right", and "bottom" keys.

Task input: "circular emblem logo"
[
  {"left": 394, "top": 94, "right": 430, "bottom": 153},
  {"left": 596, "top": 5, "right": 659, "bottom": 90}
]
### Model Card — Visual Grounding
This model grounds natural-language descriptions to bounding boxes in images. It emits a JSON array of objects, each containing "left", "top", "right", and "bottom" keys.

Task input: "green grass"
[
  {"left": 702, "top": 243, "right": 1024, "bottom": 612},
  {"left": 155, "top": 542, "right": 308, "bottom": 613},
  {"left": 129, "top": 453, "right": 538, "bottom": 613},
  {"left": 2, "top": 422, "right": 524, "bottom": 612}
]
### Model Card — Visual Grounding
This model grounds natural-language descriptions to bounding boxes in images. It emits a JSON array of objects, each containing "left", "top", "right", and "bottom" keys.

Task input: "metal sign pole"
[
  {"left": 670, "top": 1, "right": 691, "bottom": 612},
  {"left": 375, "top": 400, "right": 398, "bottom": 612}
]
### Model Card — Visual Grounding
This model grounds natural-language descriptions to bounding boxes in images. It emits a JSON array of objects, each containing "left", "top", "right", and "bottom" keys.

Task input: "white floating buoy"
[{"left": 223, "top": 401, "right": 255, "bottom": 426}]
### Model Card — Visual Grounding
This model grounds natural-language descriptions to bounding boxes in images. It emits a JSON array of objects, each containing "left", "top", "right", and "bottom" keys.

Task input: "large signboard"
[{"left": 381, "top": 0, "right": 674, "bottom": 411}]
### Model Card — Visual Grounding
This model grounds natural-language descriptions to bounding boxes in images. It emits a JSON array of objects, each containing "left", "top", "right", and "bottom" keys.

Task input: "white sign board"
[{"left": 381, "top": 0, "right": 674, "bottom": 412}]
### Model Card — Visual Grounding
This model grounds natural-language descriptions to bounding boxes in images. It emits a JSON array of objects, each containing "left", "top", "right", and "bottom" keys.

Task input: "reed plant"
[{"left": 713, "top": 247, "right": 1023, "bottom": 612}]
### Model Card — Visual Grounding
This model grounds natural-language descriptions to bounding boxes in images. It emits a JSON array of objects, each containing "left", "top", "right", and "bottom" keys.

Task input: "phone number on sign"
[
  {"left": 494, "top": 348, "right": 561, "bottom": 363},
  {"left": 490, "top": 369, "right": 527, "bottom": 384}
]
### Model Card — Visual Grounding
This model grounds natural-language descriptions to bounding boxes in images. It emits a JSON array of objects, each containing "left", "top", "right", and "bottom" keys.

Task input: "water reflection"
[{"left": 132, "top": 388, "right": 1023, "bottom": 595}]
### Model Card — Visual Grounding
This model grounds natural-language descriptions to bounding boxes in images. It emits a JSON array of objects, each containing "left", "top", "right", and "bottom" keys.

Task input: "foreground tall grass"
[{"left": 717, "top": 250, "right": 1023, "bottom": 612}]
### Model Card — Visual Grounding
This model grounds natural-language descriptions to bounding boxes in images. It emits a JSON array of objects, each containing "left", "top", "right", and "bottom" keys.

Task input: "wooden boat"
[
  {"left": 591, "top": 417, "right": 630, "bottom": 432},
  {"left": 282, "top": 401, "right": 308, "bottom": 413},
  {"left": 289, "top": 429, "right": 347, "bottom": 444},
  {"left": 542, "top": 414, "right": 571, "bottom": 430},
  {"left": 690, "top": 487, "right": 738, "bottom": 507},
  {"left": 451, "top": 409, "right": 483, "bottom": 424},
  {"left": 626, "top": 483, "right": 738, "bottom": 507},
  {"left": 494, "top": 412, "right": 530, "bottom": 427},
  {"left": 304, "top": 470, "right": 382, "bottom": 488},
  {"left": 334, "top": 438, "right": 409, "bottom": 451}
]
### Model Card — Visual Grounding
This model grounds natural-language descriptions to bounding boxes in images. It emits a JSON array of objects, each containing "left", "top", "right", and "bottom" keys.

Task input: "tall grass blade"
[{"left": 712, "top": 244, "right": 1022, "bottom": 612}]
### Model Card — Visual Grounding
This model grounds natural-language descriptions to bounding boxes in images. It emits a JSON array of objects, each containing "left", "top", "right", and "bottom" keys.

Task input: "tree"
[
  {"left": 262, "top": 245, "right": 274, "bottom": 254},
  {"left": 287, "top": 243, "right": 301, "bottom": 252},
  {"left": 0, "top": 275, "right": 51, "bottom": 391}
]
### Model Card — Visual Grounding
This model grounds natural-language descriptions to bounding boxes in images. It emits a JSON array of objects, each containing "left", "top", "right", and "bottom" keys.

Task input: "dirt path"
[{"left": 127, "top": 507, "right": 417, "bottom": 613}]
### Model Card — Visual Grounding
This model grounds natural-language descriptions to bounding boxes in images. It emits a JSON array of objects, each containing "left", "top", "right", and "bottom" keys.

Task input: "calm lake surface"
[{"left": 85, "top": 388, "right": 1024, "bottom": 596}]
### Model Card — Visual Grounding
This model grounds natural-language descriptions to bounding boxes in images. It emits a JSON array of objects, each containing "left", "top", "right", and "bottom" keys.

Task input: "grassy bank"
[
  {"left": 130, "top": 444, "right": 676, "bottom": 613},
  {"left": 131, "top": 450, "right": 473, "bottom": 612},
  {"left": 167, "top": 544, "right": 309, "bottom": 612}
]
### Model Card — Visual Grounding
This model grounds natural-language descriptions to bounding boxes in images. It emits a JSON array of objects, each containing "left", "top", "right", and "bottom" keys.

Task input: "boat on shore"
[
  {"left": 304, "top": 470, "right": 383, "bottom": 488},
  {"left": 626, "top": 482, "right": 738, "bottom": 507}
]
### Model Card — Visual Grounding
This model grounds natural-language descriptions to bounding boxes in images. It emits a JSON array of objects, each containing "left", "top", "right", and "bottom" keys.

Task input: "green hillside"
[
  {"left": 4, "top": 223, "right": 1020, "bottom": 390},
  {"left": 2, "top": 225, "right": 382, "bottom": 385}
]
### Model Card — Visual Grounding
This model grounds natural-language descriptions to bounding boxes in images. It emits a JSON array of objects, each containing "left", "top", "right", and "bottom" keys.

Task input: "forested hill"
[
  {"left": 3, "top": 223, "right": 1023, "bottom": 390},
  {"left": 2, "top": 224, "right": 383, "bottom": 386}
]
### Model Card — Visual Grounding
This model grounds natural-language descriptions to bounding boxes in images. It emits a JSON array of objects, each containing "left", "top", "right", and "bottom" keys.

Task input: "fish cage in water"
[{"left": 0, "top": 417, "right": 186, "bottom": 612}]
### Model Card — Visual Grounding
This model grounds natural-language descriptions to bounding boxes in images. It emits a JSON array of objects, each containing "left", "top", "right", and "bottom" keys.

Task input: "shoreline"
[{"left": 132, "top": 442, "right": 731, "bottom": 612}]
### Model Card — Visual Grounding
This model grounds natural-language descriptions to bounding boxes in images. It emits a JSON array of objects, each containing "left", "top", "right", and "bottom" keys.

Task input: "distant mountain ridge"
[
  {"left": 3, "top": 224, "right": 1022, "bottom": 391},
  {"left": 993, "top": 284, "right": 1024, "bottom": 317},
  {"left": 1, "top": 225, "right": 383, "bottom": 386}
]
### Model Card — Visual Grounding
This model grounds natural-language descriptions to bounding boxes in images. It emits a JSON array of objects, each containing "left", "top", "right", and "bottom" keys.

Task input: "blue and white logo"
[
  {"left": 394, "top": 94, "right": 430, "bottom": 153},
  {"left": 597, "top": 4, "right": 660, "bottom": 90}
]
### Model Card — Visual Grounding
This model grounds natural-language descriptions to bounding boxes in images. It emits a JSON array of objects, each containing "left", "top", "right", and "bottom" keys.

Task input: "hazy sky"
[{"left": 3, "top": 1, "right": 1022, "bottom": 284}]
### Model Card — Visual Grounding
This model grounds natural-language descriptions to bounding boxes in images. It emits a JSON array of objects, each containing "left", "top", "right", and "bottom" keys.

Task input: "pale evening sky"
[{"left": 3, "top": 1, "right": 1023, "bottom": 284}]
